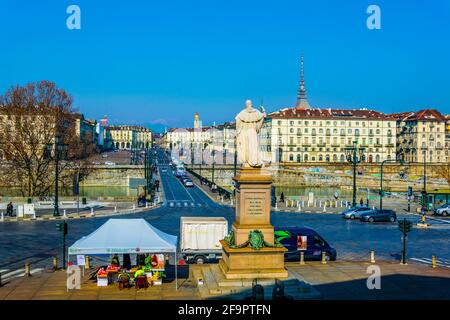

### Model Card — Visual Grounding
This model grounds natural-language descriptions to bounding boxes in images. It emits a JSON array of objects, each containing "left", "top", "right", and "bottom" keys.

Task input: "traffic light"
[
  {"left": 418, "top": 195, "right": 423, "bottom": 207},
  {"left": 398, "top": 219, "right": 412, "bottom": 233},
  {"left": 56, "top": 222, "right": 68, "bottom": 235}
]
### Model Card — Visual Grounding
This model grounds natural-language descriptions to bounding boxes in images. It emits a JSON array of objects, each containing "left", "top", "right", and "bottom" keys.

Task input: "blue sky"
[{"left": 0, "top": 0, "right": 449, "bottom": 130}]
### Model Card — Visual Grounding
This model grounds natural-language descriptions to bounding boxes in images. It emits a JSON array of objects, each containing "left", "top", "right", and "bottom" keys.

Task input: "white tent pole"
[{"left": 175, "top": 251, "right": 178, "bottom": 290}]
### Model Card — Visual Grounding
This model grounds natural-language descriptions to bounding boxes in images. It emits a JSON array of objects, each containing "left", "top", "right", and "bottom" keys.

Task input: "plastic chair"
[
  {"left": 118, "top": 274, "right": 131, "bottom": 290},
  {"left": 134, "top": 275, "right": 148, "bottom": 289}
]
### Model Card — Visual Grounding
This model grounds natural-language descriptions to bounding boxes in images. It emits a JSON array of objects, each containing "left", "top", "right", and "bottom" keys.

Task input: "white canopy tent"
[{"left": 68, "top": 218, "right": 179, "bottom": 289}]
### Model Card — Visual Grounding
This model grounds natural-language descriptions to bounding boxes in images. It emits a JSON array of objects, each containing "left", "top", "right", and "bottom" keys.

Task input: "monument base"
[{"left": 219, "top": 240, "right": 288, "bottom": 280}]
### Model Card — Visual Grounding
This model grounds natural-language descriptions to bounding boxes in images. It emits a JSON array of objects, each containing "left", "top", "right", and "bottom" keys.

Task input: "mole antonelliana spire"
[{"left": 295, "top": 54, "right": 311, "bottom": 109}]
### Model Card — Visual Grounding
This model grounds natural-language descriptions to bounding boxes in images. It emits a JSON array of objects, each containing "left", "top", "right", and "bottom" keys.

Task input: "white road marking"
[
  {"left": 2, "top": 268, "right": 45, "bottom": 281},
  {"left": 411, "top": 257, "right": 450, "bottom": 268}
]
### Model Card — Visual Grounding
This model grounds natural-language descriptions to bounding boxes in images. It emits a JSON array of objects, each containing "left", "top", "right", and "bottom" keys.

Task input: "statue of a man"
[{"left": 235, "top": 99, "right": 266, "bottom": 168}]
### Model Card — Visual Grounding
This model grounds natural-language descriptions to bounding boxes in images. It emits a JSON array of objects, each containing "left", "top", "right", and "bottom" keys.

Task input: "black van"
[{"left": 274, "top": 227, "right": 337, "bottom": 262}]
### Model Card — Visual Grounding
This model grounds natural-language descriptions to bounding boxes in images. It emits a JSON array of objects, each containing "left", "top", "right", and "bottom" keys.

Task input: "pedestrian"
[
  {"left": 360, "top": 198, "right": 364, "bottom": 206},
  {"left": 6, "top": 202, "right": 13, "bottom": 217},
  {"left": 280, "top": 192, "right": 285, "bottom": 203},
  {"left": 334, "top": 191, "right": 339, "bottom": 201}
]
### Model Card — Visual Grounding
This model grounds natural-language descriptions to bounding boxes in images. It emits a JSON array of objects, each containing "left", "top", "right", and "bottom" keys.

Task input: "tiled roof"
[
  {"left": 389, "top": 109, "right": 445, "bottom": 122},
  {"left": 268, "top": 107, "right": 395, "bottom": 120}
]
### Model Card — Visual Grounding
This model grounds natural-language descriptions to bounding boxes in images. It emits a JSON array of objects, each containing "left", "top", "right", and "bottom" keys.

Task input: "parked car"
[
  {"left": 360, "top": 209, "right": 397, "bottom": 223},
  {"left": 183, "top": 179, "right": 194, "bottom": 187},
  {"left": 341, "top": 206, "right": 372, "bottom": 219},
  {"left": 274, "top": 227, "right": 337, "bottom": 262},
  {"left": 434, "top": 203, "right": 450, "bottom": 216}
]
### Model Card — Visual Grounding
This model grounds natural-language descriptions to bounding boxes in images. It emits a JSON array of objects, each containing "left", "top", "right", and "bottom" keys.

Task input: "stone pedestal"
[{"left": 219, "top": 167, "right": 288, "bottom": 280}]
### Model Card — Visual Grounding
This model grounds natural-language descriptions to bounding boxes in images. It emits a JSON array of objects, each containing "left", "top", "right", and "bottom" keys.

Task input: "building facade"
[
  {"left": 392, "top": 110, "right": 448, "bottom": 163},
  {"left": 108, "top": 125, "right": 152, "bottom": 150},
  {"left": 261, "top": 108, "right": 397, "bottom": 164},
  {"left": 161, "top": 113, "right": 237, "bottom": 164}
]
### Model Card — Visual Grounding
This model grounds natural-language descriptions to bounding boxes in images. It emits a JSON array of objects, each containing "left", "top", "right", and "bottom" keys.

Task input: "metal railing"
[{"left": 186, "top": 167, "right": 232, "bottom": 199}]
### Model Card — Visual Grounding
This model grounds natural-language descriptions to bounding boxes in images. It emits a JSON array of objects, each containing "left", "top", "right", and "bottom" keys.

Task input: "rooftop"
[{"left": 268, "top": 107, "right": 395, "bottom": 120}]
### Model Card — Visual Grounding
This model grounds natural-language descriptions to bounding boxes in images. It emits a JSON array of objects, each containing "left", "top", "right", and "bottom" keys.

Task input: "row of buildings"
[
  {"left": 161, "top": 57, "right": 450, "bottom": 164},
  {"left": 64, "top": 114, "right": 153, "bottom": 151},
  {"left": 0, "top": 110, "right": 153, "bottom": 160}
]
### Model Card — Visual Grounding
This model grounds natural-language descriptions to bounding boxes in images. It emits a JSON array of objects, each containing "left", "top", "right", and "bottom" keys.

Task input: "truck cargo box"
[{"left": 180, "top": 217, "right": 228, "bottom": 251}]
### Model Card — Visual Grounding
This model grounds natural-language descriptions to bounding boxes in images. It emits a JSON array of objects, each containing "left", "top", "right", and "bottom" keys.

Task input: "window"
[{"left": 289, "top": 154, "right": 294, "bottom": 161}]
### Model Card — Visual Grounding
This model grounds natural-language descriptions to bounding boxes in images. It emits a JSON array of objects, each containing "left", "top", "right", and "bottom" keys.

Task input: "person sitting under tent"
[{"left": 111, "top": 254, "right": 120, "bottom": 267}]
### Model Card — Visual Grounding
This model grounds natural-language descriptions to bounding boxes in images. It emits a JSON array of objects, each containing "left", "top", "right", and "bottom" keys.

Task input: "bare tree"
[{"left": 0, "top": 80, "right": 96, "bottom": 197}]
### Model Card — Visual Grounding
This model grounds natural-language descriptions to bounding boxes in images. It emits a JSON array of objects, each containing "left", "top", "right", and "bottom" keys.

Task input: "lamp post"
[
  {"left": 211, "top": 127, "right": 216, "bottom": 184},
  {"left": 200, "top": 143, "right": 204, "bottom": 177},
  {"left": 380, "top": 158, "right": 405, "bottom": 209},
  {"left": 76, "top": 162, "right": 81, "bottom": 214},
  {"left": 344, "top": 141, "right": 365, "bottom": 207},
  {"left": 422, "top": 149, "right": 427, "bottom": 210},
  {"left": 233, "top": 136, "right": 237, "bottom": 177},
  {"left": 144, "top": 147, "right": 148, "bottom": 197},
  {"left": 46, "top": 136, "right": 68, "bottom": 217}
]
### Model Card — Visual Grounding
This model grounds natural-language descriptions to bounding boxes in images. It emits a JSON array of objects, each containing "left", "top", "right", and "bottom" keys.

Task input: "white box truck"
[{"left": 180, "top": 217, "right": 228, "bottom": 264}]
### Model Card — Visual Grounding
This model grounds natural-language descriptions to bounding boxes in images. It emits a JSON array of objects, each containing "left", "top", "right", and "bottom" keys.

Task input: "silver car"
[
  {"left": 434, "top": 203, "right": 450, "bottom": 216},
  {"left": 341, "top": 206, "right": 372, "bottom": 219},
  {"left": 183, "top": 179, "right": 194, "bottom": 187}
]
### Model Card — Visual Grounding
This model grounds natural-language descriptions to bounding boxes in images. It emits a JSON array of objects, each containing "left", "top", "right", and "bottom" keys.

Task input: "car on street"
[
  {"left": 433, "top": 203, "right": 450, "bottom": 216},
  {"left": 104, "top": 161, "right": 116, "bottom": 166},
  {"left": 174, "top": 170, "right": 185, "bottom": 178},
  {"left": 183, "top": 179, "right": 194, "bottom": 187},
  {"left": 274, "top": 227, "right": 337, "bottom": 262},
  {"left": 341, "top": 206, "right": 372, "bottom": 219},
  {"left": 360, "top": 209, "right": 397, "bottom": 223}
]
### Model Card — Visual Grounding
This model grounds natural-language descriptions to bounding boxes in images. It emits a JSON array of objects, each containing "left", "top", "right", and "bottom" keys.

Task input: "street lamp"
[
  {"left": 344, "top": 141, "right": 365, "bottom": 207},
  {"left": 233, "top": 136, "right": 237, "bottom": 177},
  {"left": 46, "top": 136, "right": 68, "bottom": 217},
  {"left": 379, "top": 158, "right": 405, "bottom": 209},
  {"left": 422, "top": 149, "right": 427, "bottom": 210}
]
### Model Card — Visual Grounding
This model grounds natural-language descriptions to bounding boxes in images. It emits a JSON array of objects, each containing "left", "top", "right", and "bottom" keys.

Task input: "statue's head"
[{"left": 245, "top": 99, "right": 252, "bottom": 110}]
